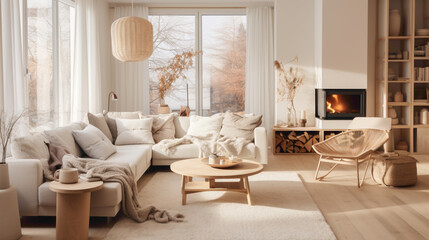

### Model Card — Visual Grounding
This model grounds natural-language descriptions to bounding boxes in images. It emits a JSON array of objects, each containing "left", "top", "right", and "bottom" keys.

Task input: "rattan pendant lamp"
[{"left": 111, "top": 0, "right": 153, "bottom": 62}]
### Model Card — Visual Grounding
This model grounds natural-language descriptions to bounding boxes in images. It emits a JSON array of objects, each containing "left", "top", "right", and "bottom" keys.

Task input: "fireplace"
[{"left": 315, "top": 89, "right": 366, "bottom": 120}]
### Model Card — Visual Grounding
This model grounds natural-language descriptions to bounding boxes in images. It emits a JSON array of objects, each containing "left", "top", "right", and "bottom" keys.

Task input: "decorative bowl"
[{"left": 202, "top": 156, "right": 242, "bottom": 168}]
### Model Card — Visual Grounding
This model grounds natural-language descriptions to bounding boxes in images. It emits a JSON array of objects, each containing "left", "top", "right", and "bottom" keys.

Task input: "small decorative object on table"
[
  {"left": 202, "top": 156, "right": 242, "bottom": 169},
  {"left": 299, "top": 110, "right": 307, "bottom": 127},
  {"left": 275, "top": 56, "right": 304, "bottom": 127}
]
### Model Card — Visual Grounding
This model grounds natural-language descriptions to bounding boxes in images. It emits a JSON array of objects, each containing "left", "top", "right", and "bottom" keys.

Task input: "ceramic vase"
[
  {"left": 286, "top": 104, "right": 297, "bottom": 127},
  {"left": 394, "top": 91, "right": 404, "bottom": 102},
  {"left": 389, "top": 9, "right": 401, "bottom": 36},
  {"left": 0, "top": 163, "right": 10, "bottom": 190}
]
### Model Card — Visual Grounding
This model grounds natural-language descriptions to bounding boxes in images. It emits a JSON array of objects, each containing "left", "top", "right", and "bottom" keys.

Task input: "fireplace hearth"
[{"left": 315, "top": 89, "right": 366, "bottom": 120}]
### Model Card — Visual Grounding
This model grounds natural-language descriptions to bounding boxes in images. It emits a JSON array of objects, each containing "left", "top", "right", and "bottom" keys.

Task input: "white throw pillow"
[
  {"left": 151, "top": 113, "right": 176, "bottom": 143},
  {"left": 11, "top": 133, "right": 50, "bottom": 160},
  {"left": 72, "top": 125, "right": 116, "bottom": 160},
  {"left": 186, "top": 114, "right": 223, "bottom": 137},
  {"left": 115, "top": 118, "right": 155, "bottom": 145},
  {"left": 44, "top": 122, "right": 87, "bottom": 157}
]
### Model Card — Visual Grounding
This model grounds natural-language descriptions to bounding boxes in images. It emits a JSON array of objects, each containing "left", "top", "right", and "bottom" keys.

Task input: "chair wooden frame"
[
  {"left": 314, "top": 152, "right": 373, "bottom": 188},
  {"left": 313, "top": 129, "right": 389, "bottom": 188}
]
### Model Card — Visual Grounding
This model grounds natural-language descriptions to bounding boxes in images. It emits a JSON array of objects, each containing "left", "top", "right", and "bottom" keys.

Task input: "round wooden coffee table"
[
  {"left": 49, "top": 180, "right": 103, "bottom": 240},
  {"left": 170, "top": 158, "right": 263, "bottom": 205}
]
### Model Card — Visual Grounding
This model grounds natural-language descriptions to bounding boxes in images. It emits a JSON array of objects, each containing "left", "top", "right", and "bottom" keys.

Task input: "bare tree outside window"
[
  {"left": 27, "top": 0, "right": 75, "bottom": 129},
  {"left": 148, "top": 14, "right": 246, "bottom": 115},
  {"left": 148, "top": 16, "right": 195, "bottom": 114},
  {"left": 202, "top": 16, "right": 246, "bottom": 115}
]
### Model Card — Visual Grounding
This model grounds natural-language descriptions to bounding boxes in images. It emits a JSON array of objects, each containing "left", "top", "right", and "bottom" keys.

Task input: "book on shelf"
[{"left": 414, "top": 67, "right": 429, "bottom": 81}]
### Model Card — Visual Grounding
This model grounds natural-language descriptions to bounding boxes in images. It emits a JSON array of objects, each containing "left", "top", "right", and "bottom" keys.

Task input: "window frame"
[
  {"left": 23, "top": 0, "right": 76, "bottom": 127},
  {"left": 148, "top": 8, "right": 246, "bottom": 116}
]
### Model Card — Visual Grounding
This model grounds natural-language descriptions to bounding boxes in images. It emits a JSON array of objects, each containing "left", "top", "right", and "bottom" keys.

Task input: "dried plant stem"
[
  {"left": 0, "top": 111, "right": 26, "bottom": 163},
  {"left": 156, "top": 51, "right": 202, "bottom": 102}
]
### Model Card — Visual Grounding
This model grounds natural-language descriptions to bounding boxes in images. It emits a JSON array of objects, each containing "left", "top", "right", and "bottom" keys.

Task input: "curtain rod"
[{"left": 109, "top": 3, "right": 274, "bottom": 9}]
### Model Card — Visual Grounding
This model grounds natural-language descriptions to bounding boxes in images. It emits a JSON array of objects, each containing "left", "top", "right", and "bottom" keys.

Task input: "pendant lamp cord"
[{"left": 131, "top": 0, "right": 134, "bottom": 16}]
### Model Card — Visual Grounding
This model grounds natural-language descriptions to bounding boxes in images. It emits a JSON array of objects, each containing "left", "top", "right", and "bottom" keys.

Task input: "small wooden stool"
[{"left": 372, "top": 156, "right": 417, "bottom": 187}]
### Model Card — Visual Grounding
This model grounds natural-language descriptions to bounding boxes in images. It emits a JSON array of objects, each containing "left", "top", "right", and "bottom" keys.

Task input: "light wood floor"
[{"left": 20, "top": 153, "right": 429, "bottom": 239}]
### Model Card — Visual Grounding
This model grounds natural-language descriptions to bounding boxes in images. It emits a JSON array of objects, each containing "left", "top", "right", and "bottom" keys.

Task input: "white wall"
[
  {"left": 315, "top": 0, "right": 368, "bottom": 89},
  {"left": 275, "top": 0, "right": 372, "bottom": 126},
  {"left": 274, "top": 0, "right": 316, "bottom": 126}
]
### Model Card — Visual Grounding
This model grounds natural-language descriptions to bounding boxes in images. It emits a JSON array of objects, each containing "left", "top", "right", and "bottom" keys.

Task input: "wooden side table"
[{"left": 49, "top": 180, "right": 103, "bottom": 240}]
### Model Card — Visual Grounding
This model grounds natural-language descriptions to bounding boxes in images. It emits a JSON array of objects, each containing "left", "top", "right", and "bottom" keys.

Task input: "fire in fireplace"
[{"left": 316, "top": 89, "right": 366, "bottom": 120}]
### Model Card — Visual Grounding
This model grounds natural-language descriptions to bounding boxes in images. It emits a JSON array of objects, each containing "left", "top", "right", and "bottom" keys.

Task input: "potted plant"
[
  {"left": 0, "top": 111, "right": 24, "bottom": 189},
  {"left": 156, "top": 50, "right": 201, "bottom": 114},
  {"left": 274, "top": 57, "right": 304, "bottom": 127}
]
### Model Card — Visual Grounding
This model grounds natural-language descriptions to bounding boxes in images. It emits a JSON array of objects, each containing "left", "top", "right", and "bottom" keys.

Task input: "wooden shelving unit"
[{"left": 377, "top": 0, "right": 429, "bottom": 153}]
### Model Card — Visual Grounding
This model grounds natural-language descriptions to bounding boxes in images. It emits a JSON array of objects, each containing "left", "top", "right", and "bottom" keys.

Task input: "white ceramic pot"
[
  {"left": 389, "top": 9, "right": 401, "bottom": 36},
  {"left": 420, "top": 108, "right": 428, "bottom": 125},
  {"left": 0, "top": 163, "right": 10, "bottom": 190}
]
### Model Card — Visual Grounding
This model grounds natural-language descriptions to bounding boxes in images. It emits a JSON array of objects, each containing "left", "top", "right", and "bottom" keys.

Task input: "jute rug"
[{"left": 105, "top": 171, "right": 336, "bottom": 240}]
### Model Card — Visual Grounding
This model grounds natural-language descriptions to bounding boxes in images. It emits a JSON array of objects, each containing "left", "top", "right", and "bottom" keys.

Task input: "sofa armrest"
[
  {"left": 6, "top": 157, "right": 43, "bottom": 216},
  {"left": 254, "top": 127, "right": 268, "bottom": 164}
]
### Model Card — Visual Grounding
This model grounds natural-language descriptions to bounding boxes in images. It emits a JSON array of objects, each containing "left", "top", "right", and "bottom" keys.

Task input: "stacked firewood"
[{"left": 275, "top": 131, "right": 319, "bottom": 153}]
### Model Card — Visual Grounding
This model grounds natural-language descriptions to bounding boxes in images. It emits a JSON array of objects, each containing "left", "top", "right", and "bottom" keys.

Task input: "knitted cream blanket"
[
  {"left": 153, "top": 133, "right": 251, "bottom": 157},
  {"left": 62, "top": 155, "right": 184, "bottom": 223}
]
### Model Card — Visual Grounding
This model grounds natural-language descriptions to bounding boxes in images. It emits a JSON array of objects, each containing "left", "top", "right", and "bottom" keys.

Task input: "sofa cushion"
[
  {"left": 39, "top": 182, "right": 121, "bottom": 208},
  {"left": 220, "top": 112, "right": 262, "bottom": 141},
  {"left": 72, "top": 125, "right": 116, "bottom": 160},
  {"left": 88, "top": 113, "right": 113, "bottom": 143},
  {"left": 106, "top": 144, "right": 152, "bottom": 180},
  {"left": 11, "top": 133, "right": 49, "bottom": 160},
  {"left": 44, "top": 122, "right": 87, "bottom": 157},
  {"left": 115, "top": 118, "right": 155, "bottom": 145},
  {"left": 152, "top": 143, "right": 256, "bottom": 160},
  {"left": 104, "top": 111, "right": 142, "bottom": 143},
  {"left": 174, "top": 116, "right": 190, "bottom": 138},
  {"left": 187, "top": 115, "right": 223, "bottom": 137},
  {"left": 151, "top": 114, "right": 176, "bottom": 143}
]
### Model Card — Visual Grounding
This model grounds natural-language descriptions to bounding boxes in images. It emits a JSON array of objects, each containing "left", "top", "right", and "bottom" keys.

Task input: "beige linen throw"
[
  {"left": 62, "top": 155, "right": 184, "bottom": 223},
  {"left": 153, "top": 133, "right": 251, "bottom": 157}
]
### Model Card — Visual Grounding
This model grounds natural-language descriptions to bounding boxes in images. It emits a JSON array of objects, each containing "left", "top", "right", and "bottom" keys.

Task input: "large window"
[
  {"left": 148, "top": 10, "right": 247, "bottom": 115},
  {"left": 27, "top": 0, "right": 75, "bottom": 129}
]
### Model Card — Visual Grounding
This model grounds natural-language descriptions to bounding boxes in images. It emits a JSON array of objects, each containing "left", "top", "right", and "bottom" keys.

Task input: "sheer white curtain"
[
  {"left": 111, "top": 6, "right": 150, "bottom": 114},
  {"left": 71, "top": 0, "right": 102, "bottom": 121},
  {"left": 0, "top": 0, "right": 26, "bottom": 113},
  {"left": 245, "top": 7, "right": 274, "bottom": 145}
]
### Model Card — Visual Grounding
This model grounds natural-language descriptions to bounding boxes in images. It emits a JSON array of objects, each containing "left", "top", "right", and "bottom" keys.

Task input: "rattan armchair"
[{"left": 313, "top": 128, "right": 390, "bottom": 188}]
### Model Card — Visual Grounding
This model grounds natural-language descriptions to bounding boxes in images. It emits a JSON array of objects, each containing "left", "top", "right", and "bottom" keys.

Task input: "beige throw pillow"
[
  {"left": 151, "top": 113, "right": 176, "bottom": 143},
  {"left": 88, "top": 113, "right": 113, "bottom": 143},
  {"left": 103, "top": 111, "right": 143, "bottom": 143},
  {"left": 220, "top": 112, "right": 262, "bottom": 141},
  {"left": 187, "top": 114, "right": 223, "bottom": 137},
  {"left": 72, "top": 125, "right": 116, "bottom": 160},
  {"left": 11, "top": 133, "right": 50, "bottom": 160},
  {"left": 115, "top": 118, "right": 155, "bottom": 145},
  {"left": 44, "top": 122, "right": 87, "bottom": 157}
]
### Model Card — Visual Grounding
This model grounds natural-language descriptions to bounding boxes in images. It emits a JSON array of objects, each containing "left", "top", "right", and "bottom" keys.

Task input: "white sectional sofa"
[{"left": 7, "top": 115, "right": 268, "bottom": 217}]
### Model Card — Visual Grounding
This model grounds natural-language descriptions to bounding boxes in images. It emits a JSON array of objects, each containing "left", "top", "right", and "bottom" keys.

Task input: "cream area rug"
[{"left": 106, "top": 171, "right": 336, "bottom": 240}]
